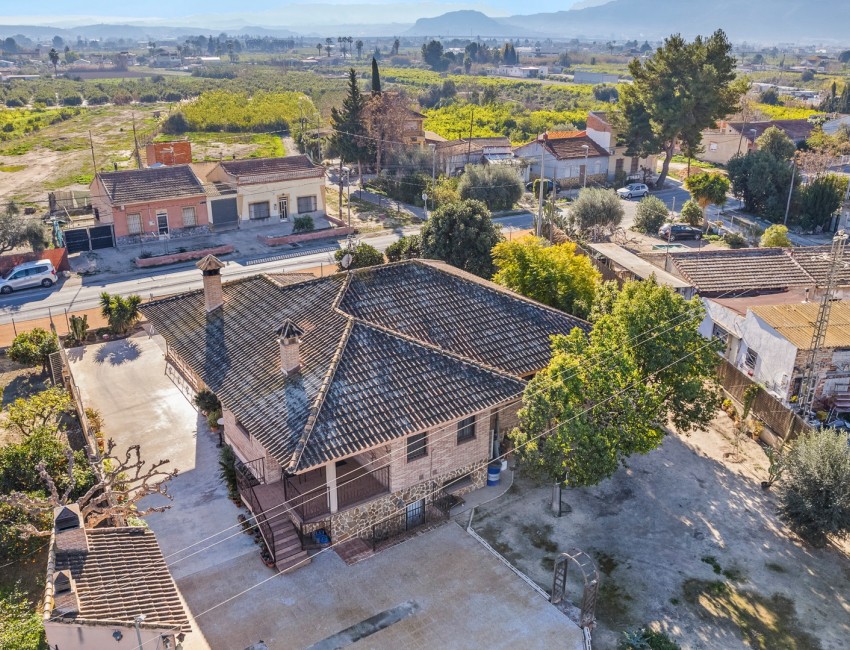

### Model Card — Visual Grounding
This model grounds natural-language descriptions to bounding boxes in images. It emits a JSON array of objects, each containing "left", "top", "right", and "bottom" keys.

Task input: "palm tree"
[
  {"left": 355, "top": 40, "right": 364, "bottom": 60},
  {"left": 316, "top": 43, "right": 322, "bottom": 57},
  {"left": 99, "top": 292, "right": 142, "bottom": 336},
  {"left": 324, "top": 37, "right": 333, "bottom": 58},
  {"left": 48, "top": 48, "right": 59, "bottom": 75}
]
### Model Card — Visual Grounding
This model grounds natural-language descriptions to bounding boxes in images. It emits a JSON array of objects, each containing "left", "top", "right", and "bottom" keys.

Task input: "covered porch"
[{"left": 240, "top": 454, "right": 390, "bottom": 524}]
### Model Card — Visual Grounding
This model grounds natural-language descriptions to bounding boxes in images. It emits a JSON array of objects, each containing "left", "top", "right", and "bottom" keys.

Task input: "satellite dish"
[{"left": 341, "top": 253, "right": 353, "bottom": 269}]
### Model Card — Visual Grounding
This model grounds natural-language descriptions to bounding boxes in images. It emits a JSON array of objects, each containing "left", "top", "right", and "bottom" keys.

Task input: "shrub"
[
  {"left": 7, "top": 328, "right": 58, "bottom": 374},
  {"left": 723, "top": 232, "right": 747, "bottom": 248},
  {"left": 632, "top": 196, "right": 668, "bottom": 233},
  {"left": 385, "top": 234, "right": 422, "bottom": 262},
  {"left": 218, "top": 444, "right": 238, "bottom": 499},
  {"left": 139, "top": 93, "right": 160, "bottom": 103},
  {"left": 0, "top": 584, "right": 46, "bottom": 650},
  {"left": 567, "top": 188, "right": 624, "bottom": 238},
  {"left": 193, "top": 389, "right": 221, "bottom": 414},
  {"left": 61, "top": 94, "right": 82, "bottom": 106},
  {"left": 620, "top": 628, "right": 681, "bottom": 650},
  {"left": 760, "top": 224, "right": 792, "bottom": 247},
  {"left": 679, "top": 200, "right": 703, "bottom": 226},
  {"left": 457, "top": 165, "right": 524, "bottom": 212},
  {"left": 292, "top": 215, "right": 314, "bottom": 233},
  {"left": 99, "top": 292, "right": 142, "bottom": 336},
  {"left": 334, "top": 242, "right": 384, "bottom": 270},
  {"left": 778, "top": 428, "right": 850, "bottom": 547}
]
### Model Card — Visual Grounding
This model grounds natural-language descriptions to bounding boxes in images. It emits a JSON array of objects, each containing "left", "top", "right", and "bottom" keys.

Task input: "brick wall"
[
  {"left": 0, "top": 247, "right": 70, "bottom": 274},
  {"left": 134, "top": 244, "right": 233, "bottom": 268},
  {"left": 222, "top": 408, "right": 282, "bottom": 483},
  {"left": 258, "top": 226, "right": 355, "bottom": 247}
]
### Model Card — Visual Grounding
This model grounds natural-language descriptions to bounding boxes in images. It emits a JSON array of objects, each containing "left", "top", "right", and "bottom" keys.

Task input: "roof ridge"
[
  {"left": 286, "top": 316, "right": 354, "bottom": 473},
  {"left": 352, "top": 313, "right": 528, "bottom": 386},
  {"left": 331, "top": 271, "right": 352, "bottom": 311},
  {"left": 415, "top": 259, "right": 591, "bottom": 330}
]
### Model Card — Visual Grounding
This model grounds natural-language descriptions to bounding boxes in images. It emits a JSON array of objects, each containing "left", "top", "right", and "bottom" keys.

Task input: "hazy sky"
[{"left": 0, "top": 0, "right": 590, "bottom": 25}]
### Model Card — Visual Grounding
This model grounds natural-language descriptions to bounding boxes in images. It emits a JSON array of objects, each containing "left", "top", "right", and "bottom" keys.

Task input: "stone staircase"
[
  {"left": 834, "top": 392, "right": 850, "bottom": 413},
  {"left": 268, "top": 516, "right": 311, "bottom": 573}
]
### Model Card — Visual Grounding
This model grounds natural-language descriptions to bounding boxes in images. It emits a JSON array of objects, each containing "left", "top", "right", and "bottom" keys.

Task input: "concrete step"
[
  {"left": 275, "top": 550, "right": 311, "bottom": 573},
  {"left": 275, "top": 538, "right": 303, "bottom": 557}
]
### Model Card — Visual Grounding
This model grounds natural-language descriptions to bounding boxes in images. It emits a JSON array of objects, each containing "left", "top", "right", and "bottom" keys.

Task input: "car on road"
[
  {"left": 0, "top": 260, "right": 58, "bottom": 294},
  {"left": 658, "top": 223, "right": 703, "bottom": 241},
  {"left": 616, "top": 183, "right": 650, "bottom": 199},
  {"left": 525, "top": 179, "right": 560, "bottom": 194}
]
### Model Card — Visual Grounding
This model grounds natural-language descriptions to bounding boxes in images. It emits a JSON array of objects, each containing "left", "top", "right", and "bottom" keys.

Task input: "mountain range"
[{"left": 2, "top": 0, "right": 848, "bottom": 44}]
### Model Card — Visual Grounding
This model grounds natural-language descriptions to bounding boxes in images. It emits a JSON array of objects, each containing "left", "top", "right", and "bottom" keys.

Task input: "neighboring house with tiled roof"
[
  {"left": 143, "top": 257, "right": 587, "bottom": 568},
  {"left": 43, "top": 504, "right": 189, "bottom": 649},
  {"left": 435, "top": 137, "right": 514, "bottom": 176},
  {"left": 197, "top": 155, "right": 326, "bottom": 229},
  {"left": 90, "top": 165, "right": 210, "bottom": 244},
  {"left": 698, "top": 119, "right": 815, "bottom": 166},
  {"left": 700, "top": 293, "right": 850, "bottom": 409},
  {"left": 513, "top": 111, "right": 656, "bottom": 189}
]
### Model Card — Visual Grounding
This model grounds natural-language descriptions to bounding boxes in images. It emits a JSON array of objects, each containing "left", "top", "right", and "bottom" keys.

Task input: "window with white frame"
[
  {"left": 182, "top": 206, "right": 197, "bottom": 227},
  {"left": 249, "top": 201, "right": 270, "bottom": 220},
  {"left": 126, "top": 213, "right": 142, "bottom": 235},
  {"left": 297, "top": 196, "right": 317, "bottom": 214},
  {"left": 745, "top": 348, "right": 759, "bottom": 370}
]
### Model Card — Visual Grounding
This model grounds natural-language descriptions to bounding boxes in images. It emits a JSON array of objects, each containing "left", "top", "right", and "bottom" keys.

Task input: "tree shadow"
[
  {"left": 66, "top": 345, "right": 86, "bottom": 362},
  {"left": 94, "top": 339, "right": 141, "bottom": 366},
  {"left": 1, "top": 371, "right": 48, "bottom": 407}
]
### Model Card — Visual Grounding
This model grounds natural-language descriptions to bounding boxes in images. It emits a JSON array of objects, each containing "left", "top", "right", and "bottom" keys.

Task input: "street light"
[
  {"left": 581, "top": 144, "right": 589, "bottom": 189},
  {"left": 344, "top": 169, "right": 351, "bottom": 228},
  {"left": 749, "top": 128, "right": 757, "bottom": 151},
  {"left": 428, "top": 143, "right": 437, "bottom": 219}
]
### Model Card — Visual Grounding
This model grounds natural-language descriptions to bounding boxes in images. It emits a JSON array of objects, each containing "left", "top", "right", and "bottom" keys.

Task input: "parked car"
[
  {"left": 616, "top": 183, "right": 649, "bottom": 199},
  {"left": 0, "top": 260, "right": 58, "bottom": 294},
  {"left": 658, "top": 223, "right": 703, "bottom": 241},
  {"left": 525, "top": 179, "right": 560, "bottom": 194}
]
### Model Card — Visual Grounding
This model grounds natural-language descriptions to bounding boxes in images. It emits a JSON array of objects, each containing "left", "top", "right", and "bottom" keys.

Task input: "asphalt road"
[{"left": 0, "top": 214, "right": 534, "bottom": 325}]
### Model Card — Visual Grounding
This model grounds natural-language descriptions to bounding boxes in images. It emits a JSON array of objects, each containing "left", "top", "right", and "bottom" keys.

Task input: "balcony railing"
[
  {"left": 234, "top": 456, "right": 276, "bottom": 564},
  {"left": 338, "top": 464, "right": 389, "bottom": 509},
  {"left": 285, "top": 477, "right": 330, "bottom": 521}
]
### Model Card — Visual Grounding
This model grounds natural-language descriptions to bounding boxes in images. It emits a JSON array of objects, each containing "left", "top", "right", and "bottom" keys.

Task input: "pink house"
[{"left": 90, "top": 165, "right": 210, "bottom": 245}]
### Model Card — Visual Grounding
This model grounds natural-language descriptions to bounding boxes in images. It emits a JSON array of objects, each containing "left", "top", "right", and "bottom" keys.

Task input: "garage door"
[
  {"left": 63, "top": 225, "right": 115, "bottom": 253},
  {"left": 211, "top": 198, "right": 239, "bottom": 230}
]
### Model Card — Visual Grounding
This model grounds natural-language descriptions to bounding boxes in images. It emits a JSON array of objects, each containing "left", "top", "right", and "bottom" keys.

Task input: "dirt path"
[{"left": 473, "top": 415, "right": 850, "bottom": 649}]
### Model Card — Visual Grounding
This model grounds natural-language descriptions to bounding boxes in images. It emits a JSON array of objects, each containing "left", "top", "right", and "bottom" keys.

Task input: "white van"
[{"left": 0, "top": 260, "right": 58, "bottom": 294}]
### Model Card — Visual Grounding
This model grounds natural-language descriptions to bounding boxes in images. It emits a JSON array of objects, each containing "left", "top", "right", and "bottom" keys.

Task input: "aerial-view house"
[{"left": 143, "top": 257, "right": 587, "bottom": 570}]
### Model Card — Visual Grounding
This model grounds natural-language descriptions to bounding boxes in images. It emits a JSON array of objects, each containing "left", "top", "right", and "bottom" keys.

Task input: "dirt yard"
[{"left": 473, "top": 414, "right": 850, "bottom": 650}]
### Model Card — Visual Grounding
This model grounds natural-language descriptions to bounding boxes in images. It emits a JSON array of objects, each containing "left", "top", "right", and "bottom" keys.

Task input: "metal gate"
[{"left": 63, "top": 225, "right": 115, "bottom": 253}]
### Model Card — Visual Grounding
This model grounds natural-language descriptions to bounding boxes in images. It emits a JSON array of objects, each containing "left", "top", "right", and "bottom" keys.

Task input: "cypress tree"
[{"left": 371, "top": 57, "right": 381, "bottom": 95}]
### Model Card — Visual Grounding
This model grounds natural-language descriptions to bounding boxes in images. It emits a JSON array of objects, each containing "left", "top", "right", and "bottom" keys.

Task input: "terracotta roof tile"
[
  {"left": 541, "top": 133, "right": 609, "bottom": 160},
  {"left": 97, "top": 165, "right": 204, "bottom": 204},
  {"left": 52, "top": 527, "right": 188, "bottom": 632},
  {"left": 218, "top": 155, "right": 323, "bottom": 182}
]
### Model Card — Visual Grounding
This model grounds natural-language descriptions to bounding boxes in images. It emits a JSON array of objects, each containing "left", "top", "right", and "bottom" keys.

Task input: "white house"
[{"left": 199, "top": 155, "right": 326, "bottom": 228}]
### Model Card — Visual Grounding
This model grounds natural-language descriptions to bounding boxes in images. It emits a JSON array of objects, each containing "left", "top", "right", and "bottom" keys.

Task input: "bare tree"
[
  {"left": 365, "top": 92, "right": 411, "bottom": 175},
  {"left": 0, "top": 439, "right": 178, "bottom": 536}
]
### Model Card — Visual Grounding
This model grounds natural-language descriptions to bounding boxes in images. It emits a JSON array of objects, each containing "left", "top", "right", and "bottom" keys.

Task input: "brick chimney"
[
  {"left": 276, "top": 319, "right": 304, "bottom": 376},
  {"left": 197, "top": 255, "right": 226, "bottom": 312}
]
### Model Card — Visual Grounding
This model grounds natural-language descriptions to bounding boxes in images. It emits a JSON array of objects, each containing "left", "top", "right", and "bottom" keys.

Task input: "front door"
[
  {"left": 157, "top": 213, "right": 169, "bottom": 235},
  {"left": 278, "top": 197, "right": 289, "bottom": 221}
]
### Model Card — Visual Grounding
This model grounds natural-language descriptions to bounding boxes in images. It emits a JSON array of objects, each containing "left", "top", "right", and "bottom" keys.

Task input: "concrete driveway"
[{"left": 69, "top": 333, "right": 257, "bottom": 649}]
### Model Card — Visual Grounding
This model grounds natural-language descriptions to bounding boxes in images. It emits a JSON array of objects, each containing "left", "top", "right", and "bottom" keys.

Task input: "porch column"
[{"left": 327, "top": 462, "right": 338, "bottom": 513}]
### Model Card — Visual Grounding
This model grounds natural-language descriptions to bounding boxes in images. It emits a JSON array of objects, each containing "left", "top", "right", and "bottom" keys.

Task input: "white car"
[
  {"left": 0, "top": 260, "right": 58, "bottom": 294},
  {"left": 617, "top": 183, "right": 650, "bottom": 199}
]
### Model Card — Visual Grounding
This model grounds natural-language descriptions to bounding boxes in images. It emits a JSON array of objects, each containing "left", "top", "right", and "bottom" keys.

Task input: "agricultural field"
[{"left": 752, "top": 102, "right": 824, "bottom": 121}]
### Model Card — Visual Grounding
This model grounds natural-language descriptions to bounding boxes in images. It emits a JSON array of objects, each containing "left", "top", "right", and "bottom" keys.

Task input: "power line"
[{"left": 40, "top": 285, "right": 722, "bottom": 621}]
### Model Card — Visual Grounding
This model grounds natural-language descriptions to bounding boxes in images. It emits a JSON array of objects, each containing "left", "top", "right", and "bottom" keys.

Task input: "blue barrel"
[{"left": 487, "top": 463, "right": 501, "bottom": 486}]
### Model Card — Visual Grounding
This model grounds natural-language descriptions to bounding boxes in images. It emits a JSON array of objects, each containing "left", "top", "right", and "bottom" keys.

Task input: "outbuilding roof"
[
  {"left": 752, "top": 300, "right": 850, "bottom": 349},
  {"left": 143, "top": 260, "right": 587, "bottom": 473},
  {"left": 96, "top": 165, "right": 204, "bottom": 205},
  {"left": 217, "top": 155, "right": 324, "bottom": 183}
]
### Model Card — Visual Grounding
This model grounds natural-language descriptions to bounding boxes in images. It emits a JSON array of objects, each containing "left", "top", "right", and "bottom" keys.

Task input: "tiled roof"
[
  {"left": 217, "top": 155, "right": 324, "bottom": 182},
  {"left": 436, "top": 137, "right": 511, "bottom": 157},
  {"left": 786, "top": 246, "right": 850, "bottom": 286},
  {"left": 669, "top": 248, "right": 815, "bottom": 294},
  {"left": 726, "top": 119, "right": 814, "bottom": 142},
  {"left": 143, "top": 260, "right": 586, "bottom": 472},
  {"left": 752, "top": 301, "right": 850, "bottom": 349},
  {"left": 52, "top": 527, "right": 189, "bottom": 632},
  {"left": 541, "top": 132, "right": 609, "bottom": 160},
  {"left": 97, "top": 165, "right": 204, "bottom": 205}
]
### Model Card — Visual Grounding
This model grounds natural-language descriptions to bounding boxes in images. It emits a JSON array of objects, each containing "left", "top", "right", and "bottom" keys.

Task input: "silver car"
[
  {"left": 0, "top": 260, "right": 58, "bottom": 294},
  {"left": 616, "top": 183, "right": 650, "bottom": 199}
]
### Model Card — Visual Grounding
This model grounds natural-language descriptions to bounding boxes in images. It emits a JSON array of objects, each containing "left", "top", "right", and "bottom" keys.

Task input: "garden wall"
[
  {"left": 134, "top": 245, "right": 233, "bottom": 268},
  {"left": 259, "top": 227, "right": 354, "bottom": 247},
  {"left": 0, "top": 248, "right": 70, "bottom": 274}
]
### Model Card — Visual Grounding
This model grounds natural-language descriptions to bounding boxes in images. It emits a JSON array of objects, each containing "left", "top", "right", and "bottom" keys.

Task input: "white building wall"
[
  {"left": 45, "top": 621, "right": 178, "bottom": 650},
  {"left": 737, "top": 312, "right": 798, "bottom": 399}
]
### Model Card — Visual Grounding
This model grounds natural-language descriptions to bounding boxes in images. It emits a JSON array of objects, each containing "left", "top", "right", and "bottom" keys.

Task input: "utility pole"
[
  {"left": 131, "top": 113, "right": 142, "bottom": 169},
  {"left": 537, "top": 144, "right": 546, "bottom": 237},
  {"left": 783, "top": 160, "right": 796, "bottom": 226},
  {"left": 800, "top": 230, "right": 848, "bottom": 420},
  {"left": 466, "top": 106, "right": 474, "bottom": 167},
  {"left": 88, "top": 130, "right": 97, "bottom": 173},
  {"left": 134, "top": 614, "right": 146, "bottom": 649}
]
